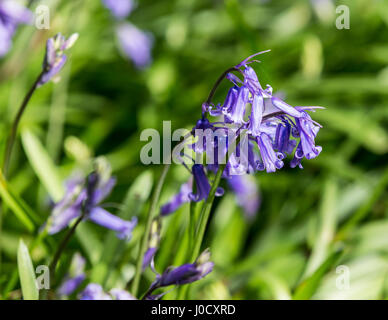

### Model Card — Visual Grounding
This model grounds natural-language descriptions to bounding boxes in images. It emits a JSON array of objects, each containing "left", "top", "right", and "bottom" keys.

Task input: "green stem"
[
  {"left": 190, "top": 163, "right": 226, "bottom": 263},
  {"left": 176, "top": 163, "right": 227, "bottom": 301},
  {"left": 2, "top": 71, "right": 44, "bottom": 177},
  {"left": 131, "top": 164, "right": 171, "bottom": 297}
]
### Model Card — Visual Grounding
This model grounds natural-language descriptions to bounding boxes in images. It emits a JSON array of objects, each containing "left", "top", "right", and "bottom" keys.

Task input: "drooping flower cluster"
[
  {"left": 39, "top": 33, "right": 79, "bottom": 86},
  {"left": 161, "top": 51, "right": 323, "bottom": 216},
  {"left": 202, "top": 51, "right": 323, "bottom": 173},
  {"left": 102, "top": 0, "right": 153, "bottom": 68},
  {"left": 45, "top": 158, "right": 137, "bottom": 241},
  {"left": 0, "top": 0, "right": 32, "bottom": 57}
]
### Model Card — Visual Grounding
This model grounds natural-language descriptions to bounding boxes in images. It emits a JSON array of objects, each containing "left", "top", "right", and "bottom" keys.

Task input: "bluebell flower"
[
  {"left": 89, "top": 207, "right": 137, "bottom": 240},
  {"left": 256, "top": 132, "right": 284, "bottom": 173},
  {"left": 79, "top": 283, "right": 136, "bottom": 300},
  {"left": 57, "top": 253, "right": 86, "bottom": 297},
  {"left": 145, "top": 249, "right": 213, "bottom": 299},
  {"left": 0, "top": 0, "right": 32, "bottom": 57},
  {"left": 46, "top": 176, "right": 86, "bottom": 234},
  {"left": 39, "top": 33, "right": 79, "bottom": 86},
  {"left": 102, "top": 0, "right": 133, "bottom": 19},
  {"left": 116, "top": 22, "right": 153, "bottom": 69},
  {"left": 226, "top": 86, "right": 249, "bottom": 124},
  {"left": 247, "top": 92, "right": 264, "bottom": 137},
  {"left": 189, "top": 164, "right": 224, "bottom": 202},
  {"left": 46, "top": 158, "right": 137, "bottom": 241}
]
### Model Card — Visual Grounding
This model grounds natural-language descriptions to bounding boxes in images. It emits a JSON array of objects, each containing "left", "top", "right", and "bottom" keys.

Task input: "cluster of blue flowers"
[
  {"left": 202, "top": 51, "right": 322, "bottom": 173},
  {"left": 102, "top": 0, "right": 153, "bottom": 68},
  {"left": 161, "top": 51, "right": 322, "bottom": 220}
]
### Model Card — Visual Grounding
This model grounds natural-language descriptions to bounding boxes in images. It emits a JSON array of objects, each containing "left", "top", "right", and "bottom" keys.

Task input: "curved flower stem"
[
  {"left": 131, "top": 164, "right": 171, "bottom": 297},
  {"left": 40, "top": 214, "right": 85, "bottom": 300},
  {"left": 2, "top": 71, "right": 44, "bottom": 177},
  {"left": 205, "top": 67, "right": 240, "bottom": 106}
]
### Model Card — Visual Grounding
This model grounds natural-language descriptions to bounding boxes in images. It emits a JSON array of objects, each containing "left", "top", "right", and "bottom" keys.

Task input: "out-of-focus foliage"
[{"left": 0, "top": 0, "right": 388, "bottom": 300}]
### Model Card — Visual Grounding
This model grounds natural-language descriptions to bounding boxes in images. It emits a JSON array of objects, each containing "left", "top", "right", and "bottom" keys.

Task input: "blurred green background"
[{"left": 1, "top": 0, "right": 388, "bottom": 300}]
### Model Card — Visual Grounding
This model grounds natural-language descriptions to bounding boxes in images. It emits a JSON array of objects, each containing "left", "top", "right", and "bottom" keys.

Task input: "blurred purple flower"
[
  {"left": 46, "top": 158, "right": 137, "bottom": 241},
  {"left": 39, "top": 33, "right": 78, "bottom": 86},
  {"left": 80, "top": 284, "right": 136, "bottom": 300},
  {"left": 0, "top": 0, "right": 32, "bottom": 57},
  {"left": 89, "top": 207, "right": 137, "bottom": 240},
  {"left": 145, "top": 249, "right": 213, "bottom": 299},
  {"left": 79, "top": 284, "right": 111, "bottom": 300},
  {"left": 227, "top": 175, "right": 260, "bottom": 219},
  {"left": 57, "top": 253, "right": 86, "bottom": 297},
  {"left": 160, "top": 179, "right": 192, "bottom": 216},
  {"left": 102, "top": 0, "right": 134, "bottom": 19},
  {"left": 116, "top": 22, "right": 153, "bottom": 69},
  {"left": 46, "top": 176, "right": 86, "bottom": 234},
  {"left": 109, "top": 288, "right": 136, "bottom": 300}
]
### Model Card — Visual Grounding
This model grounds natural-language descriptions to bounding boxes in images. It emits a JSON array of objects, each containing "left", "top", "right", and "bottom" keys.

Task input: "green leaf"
[
  {"left": 314, "top": 109, "right": 388, "bottom": 154},
  {"left": 293, "top": 249, "right": 343, "bottom": 300},
  {"left": 0, "top": 170, "right": 35, "bottom": 231},
  {"left": 303, "top": 178, "right": 337, "bottom": 278},
  {"left": 21, "top": 129, "right": 64, "bottom": 202},
  {"left": 17, "top": 239, "right": 38, "bottom": 300}
]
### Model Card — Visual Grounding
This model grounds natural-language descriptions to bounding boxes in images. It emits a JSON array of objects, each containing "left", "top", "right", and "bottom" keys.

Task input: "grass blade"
[
  {"left": 21, "top": 129, "right": 64, "bottom": 202},
  {"left": 293, "top": 248, "right": 343, "bottom": 300},
  {"left": 0, "top": 170, "right": 35, "bottom": 231},
  {"left": 17, "top": 239, "right": 38, "bottom": 300}
]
